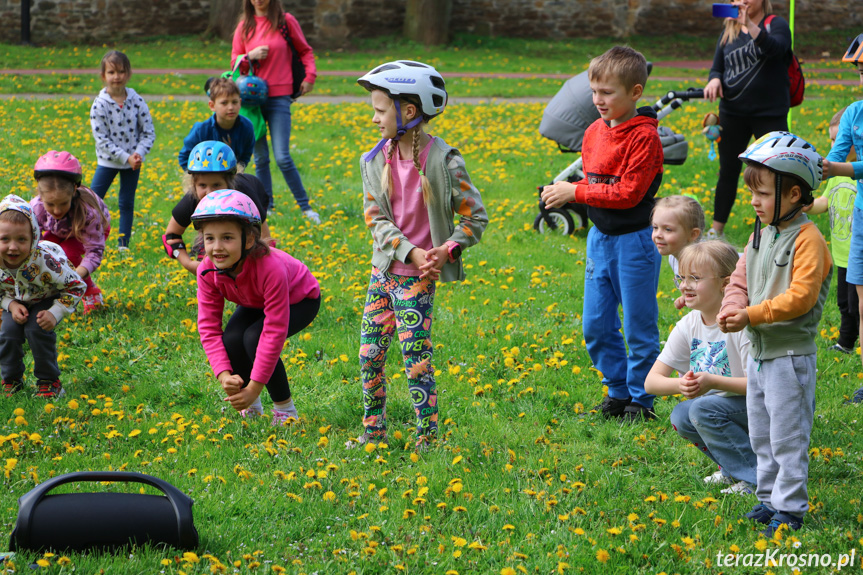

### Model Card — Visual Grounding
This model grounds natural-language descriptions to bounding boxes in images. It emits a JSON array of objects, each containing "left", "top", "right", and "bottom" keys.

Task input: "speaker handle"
[{"left": 14, "top": 471, "right": 197, "bottom": 550}]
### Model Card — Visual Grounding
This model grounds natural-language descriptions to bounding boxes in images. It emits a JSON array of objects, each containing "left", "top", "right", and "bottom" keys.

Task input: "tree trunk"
[
  {"left": 404, "top": 0, "right": 452, "bottom": 45},
  {"left": 205, "top": 0, "right": 243, "bottom": 41}
]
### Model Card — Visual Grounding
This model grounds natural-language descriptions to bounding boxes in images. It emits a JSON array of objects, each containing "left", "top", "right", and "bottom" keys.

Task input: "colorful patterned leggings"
[{"left": 359, "top": 267, "right": 437, "bottom": 440}]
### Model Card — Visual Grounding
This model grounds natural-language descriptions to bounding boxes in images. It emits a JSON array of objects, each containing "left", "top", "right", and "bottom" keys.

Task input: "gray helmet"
[{"left": 739, "top": 131, "right": 823, "bottom": 248}]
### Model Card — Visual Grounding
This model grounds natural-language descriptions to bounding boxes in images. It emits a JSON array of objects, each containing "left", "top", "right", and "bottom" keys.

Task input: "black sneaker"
[
  {"left": 590, "top": 396, "right": 631, "bottom": 418},
  {"left": 829, "top": 343, "right": 855, "bottom": 355},
  {"left": 2, "top": 379, "right": 23, "bottom": 397},
  {"left": 620, "top": 403, "right": 656, "bottom": 422},
  {"left": 742, "top": 503, "right": 775, "bottom": 525},
  {"left": 760, "top": 511, "right": 803, "bottom": 537},
  {"left": 844, "top": 386, "right": 863, "bottom": 405}
]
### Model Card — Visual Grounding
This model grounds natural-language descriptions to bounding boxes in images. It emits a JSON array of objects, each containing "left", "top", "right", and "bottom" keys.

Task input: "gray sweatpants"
[{"left": 746, "top": 354, "right": 816, "bottom": 517}]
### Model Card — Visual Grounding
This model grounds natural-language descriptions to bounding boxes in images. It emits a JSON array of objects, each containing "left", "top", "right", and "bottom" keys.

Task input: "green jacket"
[
  {"left": 721, "top": 215, "right": 832, "bottom": 360},
  {"left": 360, "top": 137, "right": 488, "bottom": 283}
]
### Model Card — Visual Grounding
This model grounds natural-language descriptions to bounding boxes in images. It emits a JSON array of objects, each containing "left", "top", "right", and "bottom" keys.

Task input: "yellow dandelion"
[{"left": 596, "top": 549, "right": 610, "bottom": 563}]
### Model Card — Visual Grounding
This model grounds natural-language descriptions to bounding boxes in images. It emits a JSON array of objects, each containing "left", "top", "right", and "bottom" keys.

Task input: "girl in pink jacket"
[{"left": 193, "top": 189, "right": 319, "bottom": 424}]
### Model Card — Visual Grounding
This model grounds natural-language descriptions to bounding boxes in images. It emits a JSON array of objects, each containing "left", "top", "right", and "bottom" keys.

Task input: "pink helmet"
[
  {"left": 191, "top": 189, "right": 261, "bottom": 229},
  {"left": 34, "top": 150, "right": 83, "bottom": 185}
]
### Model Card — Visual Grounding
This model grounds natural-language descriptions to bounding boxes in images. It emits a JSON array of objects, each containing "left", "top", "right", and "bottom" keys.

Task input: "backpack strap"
[{"left": 764, "top": 14, "right": 775, "bottom": 32}]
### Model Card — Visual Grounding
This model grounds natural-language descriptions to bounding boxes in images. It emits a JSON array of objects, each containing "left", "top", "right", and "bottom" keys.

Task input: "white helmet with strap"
[
  {"left": 739, "top": 131, "right": 823, "bottom": 248},
  {"left": 357, "top": 60, "right": 448, "bottom": 118}
]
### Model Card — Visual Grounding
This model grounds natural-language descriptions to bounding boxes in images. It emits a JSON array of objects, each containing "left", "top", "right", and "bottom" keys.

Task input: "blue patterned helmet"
[
  {"left": 187, "top": 141, "right": 237, "bottom": 174},
  {"left": 236, "top": 74, "right": 268, "bottom": 107},
  {"left": 191, "top": 189, "right": 261, "bottom": 229}
]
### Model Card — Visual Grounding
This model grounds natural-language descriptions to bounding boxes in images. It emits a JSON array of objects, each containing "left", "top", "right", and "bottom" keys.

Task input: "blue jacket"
[
  {"left": 826, "top": 100, "right": 863, "bottom": 208},
  {"left": 178, "top": 114, "right": 256, "bottom": 170}
]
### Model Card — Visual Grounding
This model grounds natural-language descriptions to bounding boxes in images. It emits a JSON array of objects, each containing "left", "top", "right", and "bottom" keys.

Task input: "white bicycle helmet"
[
  {"left": 739, "top": 131, "right": 823, "bottom": 247},
  {"left": 357, "top": 60, "right": 448, "bottom": 118}
]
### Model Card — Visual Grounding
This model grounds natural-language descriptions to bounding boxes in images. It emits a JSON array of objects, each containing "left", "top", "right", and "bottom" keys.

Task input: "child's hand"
[
  {"left": 721, "top": 309, "right": 750, "bottom": 333},
  {"left": 299, "top": 81, "right": 313, "bottom": 96},
  {"left": 224, "top": 380, "right": 264, "bottom": 411},
  {"left": 679, "top": 370, "right": 711, "bottom": 399},
  {"left": 249, "top": 45, "right": 269, "bottom": 60},
  {"left": 35, "top": 310, "right": 57, "bottom": 331},
  {"left": 419, "top": 246, "right": 448, "bottom": 281},
  {"left": 540, "top": 181, "right": 576, "bottom": 209},
  {"left": 9, "top": 301, "right": 28, "bottom": 325},
  {"left": 674, "top": 295, "right": 686, "bottom": 310},
  {"left": 128, "top": 153, "right": 143, "bottom": 170},
  {"left": 409, "top": 248, "right": 430, "bottom": 270},
  {"left": 217, "top": 371, "right": 244, "bottom": 396}
]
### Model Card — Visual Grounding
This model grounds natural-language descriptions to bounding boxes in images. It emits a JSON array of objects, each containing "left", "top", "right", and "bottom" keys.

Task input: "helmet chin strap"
[
  {"left": 752, "top": 173, "right": 805, "bottom": 250},
  {"left": 363, "top": 99, "right": 424, "bottom": 162}
]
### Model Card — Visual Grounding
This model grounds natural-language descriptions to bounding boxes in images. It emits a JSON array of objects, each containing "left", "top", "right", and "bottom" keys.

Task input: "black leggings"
[
  {"left": 713, "top": 112, "right": 788, "bottom": 224},
  {"left": 222, "top": 296, "right": 320, "bottom": 402}
]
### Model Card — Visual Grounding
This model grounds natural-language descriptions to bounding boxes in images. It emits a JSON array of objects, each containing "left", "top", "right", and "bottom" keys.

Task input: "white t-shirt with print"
[{"left": 657, "top": 309, "right": 750, "bottom": 398}]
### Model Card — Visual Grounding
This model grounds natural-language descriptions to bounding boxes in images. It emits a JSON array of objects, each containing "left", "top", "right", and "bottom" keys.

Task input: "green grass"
[{"left": 0, "top": 40, "right": 861, "bottom": 574}]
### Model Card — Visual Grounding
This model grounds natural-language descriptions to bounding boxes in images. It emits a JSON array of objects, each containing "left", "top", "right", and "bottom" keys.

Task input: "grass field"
[{"left": 0, "top": 34, "right": 862, "bottom": 574}]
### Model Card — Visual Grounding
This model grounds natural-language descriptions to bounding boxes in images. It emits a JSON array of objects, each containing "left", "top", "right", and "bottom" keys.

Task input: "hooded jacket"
[
  {"left": 0, "top": 195, "right": 86, "bottom": 322},
  {"left": 89, "top": 87, "right": 156, "bottom": 169},
  {"left": 573, "top": 107, "right": 664, "bottom": 235}
]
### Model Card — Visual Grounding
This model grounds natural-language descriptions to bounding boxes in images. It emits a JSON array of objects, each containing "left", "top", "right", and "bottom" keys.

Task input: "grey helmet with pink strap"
[{"left": 357, "top": 60, "right": 448, "bottom": 161}]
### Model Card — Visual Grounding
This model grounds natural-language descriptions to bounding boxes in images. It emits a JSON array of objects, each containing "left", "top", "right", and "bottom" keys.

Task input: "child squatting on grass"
[
  {"left": 193, "top": 190, "right": 320, "bottom": 424},
  {"left": 823, "top": 33, "right": 863, "bottom": 404},
  {"left": 178, "top": 77, "right": 256, "bottom": 172},
  {"left": 651, "top": 195, "right": 705, "bottom": 309},
  {"left": 164, "top": 140, "right": 271, "bottom": 275},
  {"left": 89, "top": 50, "right": 156, "bottom": 250},
  {"left": 645, "top": 240, "right": 757, "bottom": 496},
  {"left": 351, "top": 61, "right": 488, "bottom": 450},
  {"left": 805, "top": 107, "right": 859, "bottom": 358},
  {"left": 32, "top": 151, "right": 111, "bottom": 315},
  {"left": 0, "top": 194, "right": 86, "bottom": 399},
  {"left": 541, "top": 45, "right": 664, "bottom": 422},
  {"left": 718, "top": 132, "right": 832, "bottom": 537}
]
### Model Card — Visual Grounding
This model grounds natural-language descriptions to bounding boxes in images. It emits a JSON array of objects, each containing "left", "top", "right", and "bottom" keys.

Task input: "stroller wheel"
[{"left": 534, "top": 209, "right": 575, "bottom": 235}]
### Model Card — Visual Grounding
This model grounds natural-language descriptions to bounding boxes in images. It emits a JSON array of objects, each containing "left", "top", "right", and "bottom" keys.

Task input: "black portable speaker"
[{"left": 9, "top": 471, "right": 199, "bottom": 552}]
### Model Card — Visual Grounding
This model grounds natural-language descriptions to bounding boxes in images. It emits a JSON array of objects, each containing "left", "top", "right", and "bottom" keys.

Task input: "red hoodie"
[{"left": 573, "top": 107, "right": 663, "bottom": 235}]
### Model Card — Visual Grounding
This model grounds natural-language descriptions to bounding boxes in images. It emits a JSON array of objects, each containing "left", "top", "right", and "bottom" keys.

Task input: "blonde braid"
[
  {"left": 380, "top": 140, "right": 397, "bottom": 198},
  {"left": 412, "top": 130, "right": 432, "bottom": 205}
]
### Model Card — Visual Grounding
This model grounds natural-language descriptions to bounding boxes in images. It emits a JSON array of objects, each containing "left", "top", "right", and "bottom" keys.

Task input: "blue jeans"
[
  {"left": 583, "top": 226, "right": 660, "bottom": 408},
  {"left": 90, "top": 166, "right": 139, "bottom": 247},
  {"left": 670, "top": 393, "right": 757, "bottom": 485},
  {"left": 254, "top": 95, "right": 310, "bottom": 211}
]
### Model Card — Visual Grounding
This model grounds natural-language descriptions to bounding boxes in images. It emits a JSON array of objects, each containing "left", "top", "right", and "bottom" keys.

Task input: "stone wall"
[{"left": 0, "top": 0, "right": 859, "bottom": 47}]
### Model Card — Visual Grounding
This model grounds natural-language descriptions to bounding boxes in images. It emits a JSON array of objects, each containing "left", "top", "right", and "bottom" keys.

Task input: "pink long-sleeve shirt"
[
  {"left": 231, "top": 13, "right": 317, "bottom": 97},
  {"left": 197, "top": 248, "right": 320, "bottom": 384}
]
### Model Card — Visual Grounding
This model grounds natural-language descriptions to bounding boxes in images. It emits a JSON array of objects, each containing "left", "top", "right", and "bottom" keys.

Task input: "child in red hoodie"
[{"left": 542, "top": 46, "right": 664, "bottom": 422}]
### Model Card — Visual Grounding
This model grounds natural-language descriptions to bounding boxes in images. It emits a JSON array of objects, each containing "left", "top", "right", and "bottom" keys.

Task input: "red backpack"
[{"left": 765, "top": 15, "right": 805, "bottom": 107}]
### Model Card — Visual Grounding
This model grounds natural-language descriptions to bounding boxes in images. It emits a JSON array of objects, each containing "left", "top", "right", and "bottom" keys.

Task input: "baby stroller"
[{"left": 534, "top": 67, "right": 704, "bottom": 235}]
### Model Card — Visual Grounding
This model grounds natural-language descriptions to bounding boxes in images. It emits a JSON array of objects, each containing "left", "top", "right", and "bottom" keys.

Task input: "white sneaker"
[
  {"left": 720, "top": 480, "right": 754, "bottom": 495},
  {"left": 303, "top": 209, "right": 321, "bottom": 225},
  {"left": 703, "top": 470, "right": 735, "bottom": 485},
  {"left": 705, "top": 228, "right": 725, "bottom": 241},
  {"left": 272, "top": 398, "right": 299, "bottom": 426}
]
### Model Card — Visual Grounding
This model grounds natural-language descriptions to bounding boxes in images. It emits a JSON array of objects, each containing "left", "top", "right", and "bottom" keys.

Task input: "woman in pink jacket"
[
  {"left": 231, "top": 0, "right": 319, "bottom": 224},
  {"left": 193, "top": 189, "right": 319, "bottom": 424}
]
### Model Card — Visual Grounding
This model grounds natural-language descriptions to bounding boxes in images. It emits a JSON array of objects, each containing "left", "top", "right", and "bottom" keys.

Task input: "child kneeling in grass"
[{"left": 646, "top": 240, "right": 756, "bottom": 495}]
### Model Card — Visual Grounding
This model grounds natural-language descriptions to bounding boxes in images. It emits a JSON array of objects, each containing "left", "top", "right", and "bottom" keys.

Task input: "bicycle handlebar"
[{"left": 659, "top": 88, "right": 705, "bottom": 105}]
